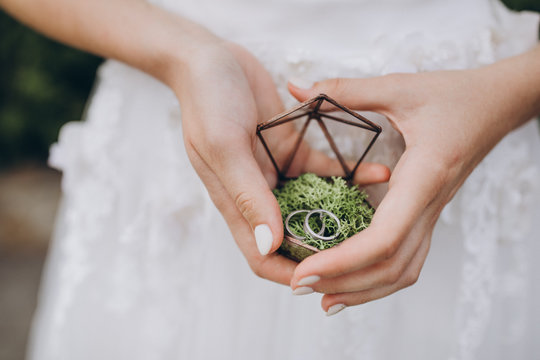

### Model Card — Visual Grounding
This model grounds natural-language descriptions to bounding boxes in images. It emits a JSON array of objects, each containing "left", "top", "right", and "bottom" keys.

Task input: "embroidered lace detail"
[{"left": 451, "top": 125, "right": 540, "bottom": 360}]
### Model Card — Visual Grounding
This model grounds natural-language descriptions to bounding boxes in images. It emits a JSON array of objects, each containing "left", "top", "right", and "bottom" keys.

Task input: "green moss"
[{"left": 273, "top": 173, "right": 374, "bottom": 250}]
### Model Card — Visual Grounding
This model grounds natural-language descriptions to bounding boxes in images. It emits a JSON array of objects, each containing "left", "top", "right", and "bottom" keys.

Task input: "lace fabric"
[{"left": 28, "top": 1, "right": 540, "bottom": 359}]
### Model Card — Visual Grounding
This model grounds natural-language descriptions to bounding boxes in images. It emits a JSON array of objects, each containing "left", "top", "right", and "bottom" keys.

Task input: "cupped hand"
[
  {"left": 288, "top": 65, "right": 533, "bottom": 313},
  {"left": 171, "top": 41, "right": 389, "bottom": 285}
]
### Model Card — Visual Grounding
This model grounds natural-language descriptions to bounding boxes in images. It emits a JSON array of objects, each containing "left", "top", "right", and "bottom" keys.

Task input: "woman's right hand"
[
  {"left": 1, "top": 0, "right": 389, "bottom": 285},
  {"left": 172, "top": 41, "right": 296, "bottom": 284}
]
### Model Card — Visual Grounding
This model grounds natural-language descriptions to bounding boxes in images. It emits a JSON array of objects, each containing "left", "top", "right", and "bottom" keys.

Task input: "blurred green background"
[
  {"left": 1, "top": 0, "right": 540, "bottom": 169},
  {"left": 0, "top": 11, "right": 102, "bottom": 169}
]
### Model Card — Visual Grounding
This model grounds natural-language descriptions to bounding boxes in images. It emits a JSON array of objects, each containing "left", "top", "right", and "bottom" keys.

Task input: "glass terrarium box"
[{"left": 256, "top": 94, "right": 382, "bottom": 262}]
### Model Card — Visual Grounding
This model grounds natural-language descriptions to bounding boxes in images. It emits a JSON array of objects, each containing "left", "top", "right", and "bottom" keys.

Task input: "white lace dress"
[{"left": 28, "top": 0, "right": 540, "bottom": 359}]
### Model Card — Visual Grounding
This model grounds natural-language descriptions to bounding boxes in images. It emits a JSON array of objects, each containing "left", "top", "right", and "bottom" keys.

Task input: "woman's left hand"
[{"left": 287, "top": 46, "right": 540, "bottom": 314}]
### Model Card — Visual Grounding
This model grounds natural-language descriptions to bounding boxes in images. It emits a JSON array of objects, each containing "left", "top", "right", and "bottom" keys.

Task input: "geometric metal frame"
[{"left": 256, "top": 93, "right": 381, "bottom": 183}]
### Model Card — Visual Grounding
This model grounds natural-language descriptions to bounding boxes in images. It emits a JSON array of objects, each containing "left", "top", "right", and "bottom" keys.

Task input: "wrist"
[
  {"left": 475, "top": 46, "right": 540, "bottom": 134},
  {"left": 166, "top": 40, "right": 254, "bottom": 105},
  {"left": 135, "top": 7, "right": 224, "bottom": 88}
]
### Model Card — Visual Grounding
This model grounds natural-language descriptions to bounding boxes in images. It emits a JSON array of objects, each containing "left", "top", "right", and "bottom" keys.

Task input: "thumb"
[
  {"left": 288, "top": 76, "right": 394, "bottom": 112},
  {"left": 208, "top": 136, "right": 284, "bottom": 256}
]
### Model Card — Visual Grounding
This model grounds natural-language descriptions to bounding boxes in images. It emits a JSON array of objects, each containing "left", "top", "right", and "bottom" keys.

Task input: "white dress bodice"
[{"left": 154, "top": 0, "right": 537, "bottom": 74}]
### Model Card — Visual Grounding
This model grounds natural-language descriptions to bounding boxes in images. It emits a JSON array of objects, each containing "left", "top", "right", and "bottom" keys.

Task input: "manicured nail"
[
  {"left": 289, "top": 77, "right": 314, "bottom": 90},
  {"left": 326, "top": 304, "right": 346, "bottom": 316},
  {"left": 292, "top": 286, "right": 314, "bottom": 296},
  {"left": 254, "top": 224, "right": 273, "bottom": 256},
  {"left": 297, "top": 275, "right": 321, "bottom": 286}
]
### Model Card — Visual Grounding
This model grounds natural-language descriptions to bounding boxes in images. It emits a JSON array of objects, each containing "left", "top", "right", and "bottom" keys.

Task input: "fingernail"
[
  {"left": 326, "top": 304, "right": 346, "bottom": 316},
  {"left": 289, "top": 77, "right": 314, "bottom": 90},
  {"left": 254, "top": 224, "right": 273, "bottom": 256},
  {"left": 292, "top": 286, "right": 314, "bottom": 296},
  {"left": 297, "top": 275, "right": 321, "bottom": 286}
]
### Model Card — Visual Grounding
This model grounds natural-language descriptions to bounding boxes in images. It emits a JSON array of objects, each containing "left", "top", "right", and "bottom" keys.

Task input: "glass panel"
[
  {"left": 301, "top": 117, "right": 348, "bottom": 178},
  {"left": 317, "top": 99, "right": 380, "bottom": 179},
  {"left": 256, "top": 95, "right": 380, "bottom": 181},
  {"left": 257, "top": 101, "right": 314, "bottom": 178}
]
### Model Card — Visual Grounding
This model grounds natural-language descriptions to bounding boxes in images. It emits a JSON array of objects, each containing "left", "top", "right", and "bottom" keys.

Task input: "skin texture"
[
  {"left": 2, "top": 0, "right": 539, "bottom": 313},
  {"left": 176, "top": 42, "right": 390, "bottom": 284},
  {"left": 0, "top": 0, "right": 389, "bottom": 287},
  {"left": 288, "top": 47, "right": 540, "bottom": 311}
]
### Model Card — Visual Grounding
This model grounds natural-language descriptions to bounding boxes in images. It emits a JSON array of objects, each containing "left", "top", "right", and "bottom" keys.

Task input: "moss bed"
[{"left": 273, "top": 173, "right": 374, "bottom": 250}]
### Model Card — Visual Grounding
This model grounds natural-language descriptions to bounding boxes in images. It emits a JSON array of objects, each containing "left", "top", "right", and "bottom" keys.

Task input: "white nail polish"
[
  {"left": 292, "top": 286, "right": 314, "bottom": 295},
  {"left": 297, "top": 275, "right": 321, "bottom": 286},
  {"left": 326, "top": 304, "right": 346, "bottom": 316},
  {"left": 289, "top": 77, "right": 314, "bottom": 90},
  {"left": 254, "top": 224, "right": 273, "bottom": 256}
]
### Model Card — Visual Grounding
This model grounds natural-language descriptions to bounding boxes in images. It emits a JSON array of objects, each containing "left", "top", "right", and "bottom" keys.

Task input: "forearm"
[
  {"left": 0, "top": 0, "right": 220, "bottom": 86},
  {"left": 478, "top": 45, "right": 540, "bottom": 135}
]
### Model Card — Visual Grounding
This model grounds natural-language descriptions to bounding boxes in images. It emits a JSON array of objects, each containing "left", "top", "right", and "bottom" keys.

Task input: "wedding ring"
[
  {"left": 304, "top": 209, "right": 341, "bottom": 241},
  {"left": 285, "top": 209, "right": 326, "bottom": 240}
]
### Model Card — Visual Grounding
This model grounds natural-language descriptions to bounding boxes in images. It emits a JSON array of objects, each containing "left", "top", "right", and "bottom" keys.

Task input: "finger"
[
  {"left": 302, "top": 146, "right": 391, "bottom": 185},
  {"left": 291, "top": 148, "right": 444, "bottom": 281},
  {"left": 195, "top": 124, "right": 285, "bottom": 256},
  {"left": 225, "top": 200, "right": 298, "bottom": 285},
  {"left": 281, "top": 137, "right": 390, "bottom": 183},
  {"left": 288, "top": 76, "right": 399, "bottom": 113},
  {"left": 351, "top": 162, "right": 391, "bottom": 185},
  {"left": 321, "top": 232, "right": 432, "bottom": 314},
  {"left": 225, "top": 202, "right": 297, "bottom": 285},
  {"left": 297, "top": 206, "right": 435, "bottom": 294},
  {"left": 187, "top": 148, "right": 297, "bottom": 285}
]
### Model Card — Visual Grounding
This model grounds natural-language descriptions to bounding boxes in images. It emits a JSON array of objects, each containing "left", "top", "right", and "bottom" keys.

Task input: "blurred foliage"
[
  {"left": 0, "top": 2, "right": 539, "bottom": 168},
  {"left": 502, "top": 0, "right": 540, "bottom": 12},
  {"left": 0, "top": 10, "right": 102, "bottom": 168}
]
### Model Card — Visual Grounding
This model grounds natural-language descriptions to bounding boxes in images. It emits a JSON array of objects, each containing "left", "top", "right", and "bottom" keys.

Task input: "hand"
[
  {"left": 172, "top": 42, "right": 390, "bottom": 285},
  {"left": 288, "top": 52, "right": 540, "bottom": 313}
]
